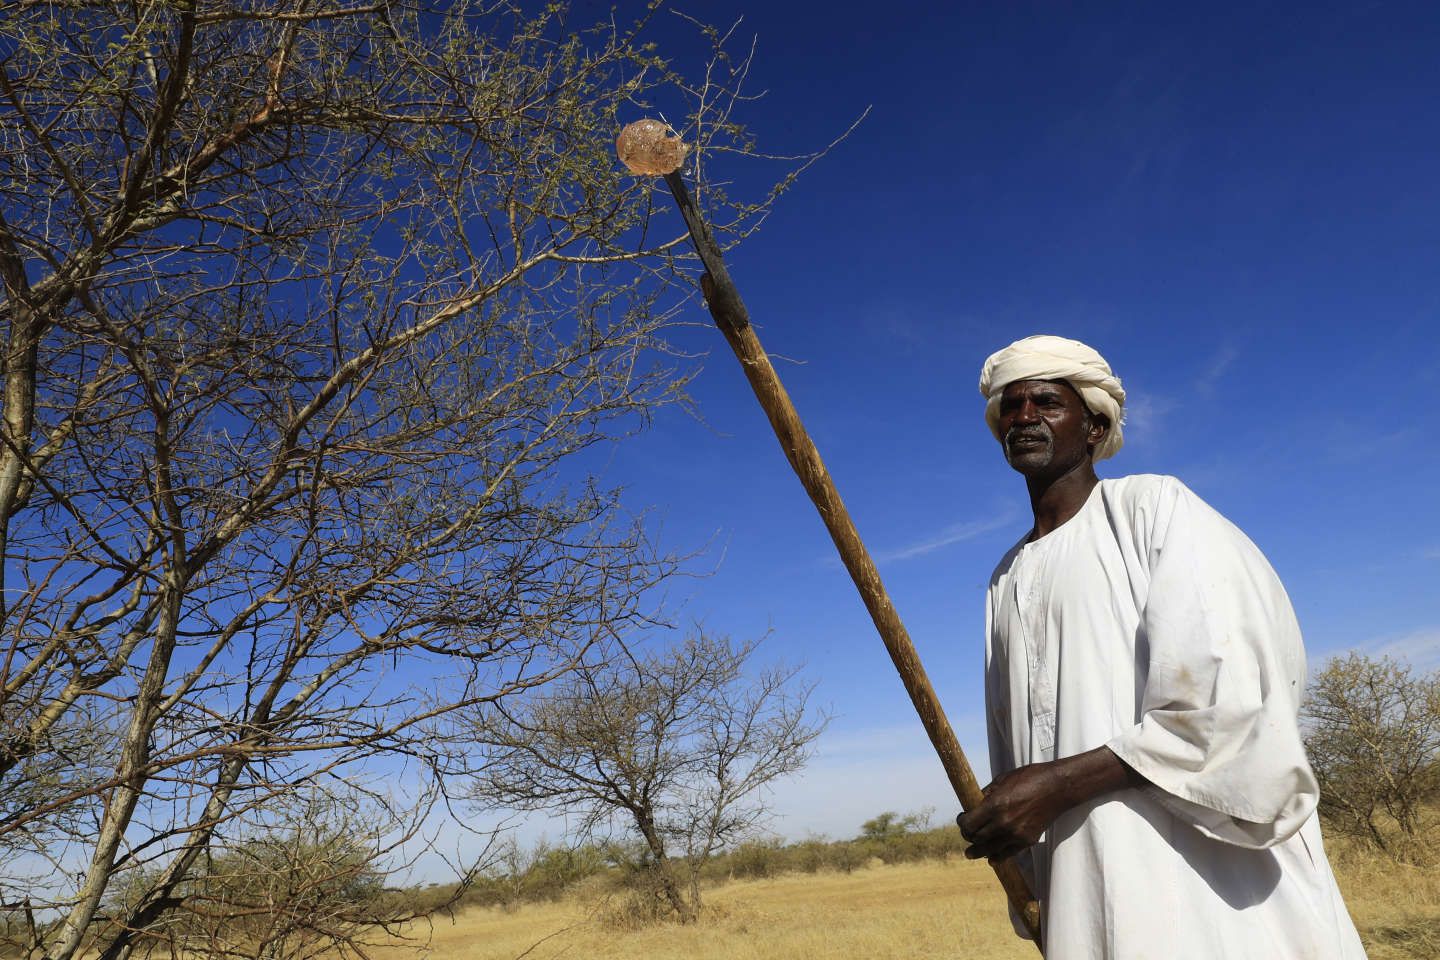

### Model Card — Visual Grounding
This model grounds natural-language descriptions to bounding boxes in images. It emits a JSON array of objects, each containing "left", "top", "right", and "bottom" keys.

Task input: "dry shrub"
[
  {"left": 830, "top": 840, "right": 869, "bottom": 874},
  {"left": 1304, "top": 654, "right": 1440, "bottom": 857},
  {"left": 791, "top": 838, "right": 833, "bottom": 874},
  {"left": 725, "top": 839, "right": 788, "bottom": 880},
  {"left": 591, "top": 878, "right": 687, "bottom": 932}
]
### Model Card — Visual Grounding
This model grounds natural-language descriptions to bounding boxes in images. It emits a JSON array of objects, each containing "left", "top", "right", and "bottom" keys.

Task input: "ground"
[
  {"left": 382, "top": 860, "right": 1027, "bottom": 960},
  {"left": 378, "top": 835, "right": 1439, "bottom": 960}
]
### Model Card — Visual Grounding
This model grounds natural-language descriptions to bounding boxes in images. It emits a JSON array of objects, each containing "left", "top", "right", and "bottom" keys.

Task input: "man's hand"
[{"left": 956, "top": 746, "right": 1143, "bottom": 862}]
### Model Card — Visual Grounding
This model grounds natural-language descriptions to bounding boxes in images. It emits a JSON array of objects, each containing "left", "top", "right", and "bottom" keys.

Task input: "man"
[{"left": 957, "top": 335, "right": 1366, "bottom": 959}]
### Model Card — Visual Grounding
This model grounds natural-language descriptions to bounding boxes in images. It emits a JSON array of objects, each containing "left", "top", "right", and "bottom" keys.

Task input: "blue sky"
[
  {"left": 577, "top": 0, "right": 1440, "bottom": 841},
  {"left": 462, "top": 1, "right": 1440, "bottom": 849}
]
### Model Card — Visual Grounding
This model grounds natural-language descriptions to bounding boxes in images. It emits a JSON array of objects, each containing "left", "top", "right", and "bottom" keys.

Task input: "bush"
[
  {"left": 854, "top": 808, "right": 948, "bottom": 864},
  {"left": 724, "top": 839, "right": 787, "bottom": 880},
  {"left": 829, "top": 840, "right": 869, "bottom": 874},
  {"left": 523, "top": 843, "right": 607, "bottom": 902},
  {"left": 98, "top": 794, "right": 394, "bottom": 960},
  {"left": 790, "top": 837, "right": 833, "bottom": 874},
  {"left": 384, "top": 809, "right": 976, "bottom": 920},
  {"left": 1304, "top": 654, "right": 1440, "bottom": 857}
]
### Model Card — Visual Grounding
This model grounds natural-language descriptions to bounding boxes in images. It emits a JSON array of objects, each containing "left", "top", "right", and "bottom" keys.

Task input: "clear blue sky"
[{"left": 511, "top": 1, "right": 1440, "bottom": 844}]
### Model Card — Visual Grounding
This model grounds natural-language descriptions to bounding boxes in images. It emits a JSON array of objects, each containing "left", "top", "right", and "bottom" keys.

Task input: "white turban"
[{"left": 978, "top": 334, "right": 1126, "bottom": 462}]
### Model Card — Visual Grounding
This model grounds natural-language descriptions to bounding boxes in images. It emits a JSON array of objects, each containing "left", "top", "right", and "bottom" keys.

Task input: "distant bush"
[
  {"left": 859, "top": 810, "right": 927, "bottom": 842},
  {"left": 520, "top": 842, "right": 608, "bottom": 902},
  {"left": 691, "top": 809, "right": 960, "bottom": 881},
  {"left": 830, "top": 840, "right": 868, "bottom": 874},
  {"left": 790, "top": 837, "right": 833, "bottom": 874},
  {"left": 723, "top": 838, "right": 788, "bottom": 880},
  {"left": 848, "top": 808, "right": 967, "bottom": 865},
  {"left": 386, "top": 809, "right": 968, "bottom": 920}
]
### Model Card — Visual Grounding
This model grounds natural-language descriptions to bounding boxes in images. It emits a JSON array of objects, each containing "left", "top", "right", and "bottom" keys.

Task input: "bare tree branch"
[{"left": 0, "top": 3, "right": 817, "bottom": 957}]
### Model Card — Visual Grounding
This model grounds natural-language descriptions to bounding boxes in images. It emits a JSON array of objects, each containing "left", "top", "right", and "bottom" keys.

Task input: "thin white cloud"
[
  {"left": 1123, "top": 345, "right": 1234, "bottom": 448},
  {"left": 1368, "top": 627, "right": 1440, "bottom": 670},
  {"left": 766, "top": 751, "right": 955, "bottom": 840},
  {"left": 871, "top": 511, "right": 1018, "bottom": 564},
  {"left": 1195, "top": 344, "right": 1238, "bottom": 394},
  {"left": 1322, "top": 423, "right": 1421, "bottom": 464},
  {"left": 1326, "top": 625, "right": 1440, "bottom": 672},
  {"left": 1119, "top": 389, "right": 1174, "bottom": 446}
]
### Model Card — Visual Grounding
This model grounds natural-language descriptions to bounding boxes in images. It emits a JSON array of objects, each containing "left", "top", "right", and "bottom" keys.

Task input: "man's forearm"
[{"left": 1052, "top": 745, "right": 1148, "bottom": 808}]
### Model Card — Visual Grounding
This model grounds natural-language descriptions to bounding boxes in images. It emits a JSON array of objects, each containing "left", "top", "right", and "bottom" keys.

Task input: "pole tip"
[{"left": 616, "top": 119, "right": 689, "bottom": 176}]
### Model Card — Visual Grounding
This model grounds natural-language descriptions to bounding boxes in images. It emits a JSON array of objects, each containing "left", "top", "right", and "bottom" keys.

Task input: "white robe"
[{"left": 985, "top": 474, "right": 1366, "bottom": 959}]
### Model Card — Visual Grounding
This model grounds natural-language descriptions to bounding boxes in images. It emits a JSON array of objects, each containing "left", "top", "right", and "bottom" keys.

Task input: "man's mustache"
[{"left": 1005, "top": 425, "right": 1052, "bottom": 445}]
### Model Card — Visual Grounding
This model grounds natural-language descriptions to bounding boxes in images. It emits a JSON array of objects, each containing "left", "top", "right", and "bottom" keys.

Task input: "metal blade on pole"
[{"left": 660, "top": 169, "right": 1043, "bottom": 945}]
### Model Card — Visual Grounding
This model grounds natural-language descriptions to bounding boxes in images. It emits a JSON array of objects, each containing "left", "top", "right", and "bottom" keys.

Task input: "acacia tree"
[
  {"left": 0, "top": 3, "right": 792, "bottom": 957},
  {"left": 465, "top": 633, "right": 825, "bottom": 922},
  {"left": 1303, "top": 653, "right": 1440, "bottom": 855}
]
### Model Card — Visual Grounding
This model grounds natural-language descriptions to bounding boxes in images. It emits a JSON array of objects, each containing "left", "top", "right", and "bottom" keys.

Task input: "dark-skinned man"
[{"left": 958, "top": 335, "right": 1365, "bottom": 959}]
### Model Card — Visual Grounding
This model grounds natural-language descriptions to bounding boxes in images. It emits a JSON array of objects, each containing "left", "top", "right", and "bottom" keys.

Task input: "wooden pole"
[{"left": 662, "top": 171, "right": 1043, "bottom": 945}]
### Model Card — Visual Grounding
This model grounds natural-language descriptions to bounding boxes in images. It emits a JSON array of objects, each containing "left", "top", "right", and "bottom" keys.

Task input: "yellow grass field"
[
  {"left": 1325, "top": 834, "right": 1440, "bottom": 960},
  {"left": 383, "top": 860, "right": 1030, "bottom": 960},
  {"left": 382, "top": 838, "right": 1439, "bottom": 960}
]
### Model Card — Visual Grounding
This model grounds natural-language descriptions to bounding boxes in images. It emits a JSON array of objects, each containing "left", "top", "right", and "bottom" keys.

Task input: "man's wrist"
[{"left": 1052, "top": 745, "right": 1144, "bottom": 808}]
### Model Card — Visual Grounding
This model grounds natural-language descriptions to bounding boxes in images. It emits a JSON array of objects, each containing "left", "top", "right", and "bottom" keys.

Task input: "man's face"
[{"left": 995, "top": 379, "right": 1103, "bottom": 477}]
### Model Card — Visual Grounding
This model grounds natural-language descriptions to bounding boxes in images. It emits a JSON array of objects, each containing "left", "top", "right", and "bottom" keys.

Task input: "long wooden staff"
[{"left": 616, "top": 122, "right": 1043, "bottom": 945}]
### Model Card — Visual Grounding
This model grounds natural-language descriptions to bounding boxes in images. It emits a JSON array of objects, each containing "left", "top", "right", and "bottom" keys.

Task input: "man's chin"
[
  {"left": 1006, "top": 449, "right": 1099, "bottom": 481},
  {"left": 1004, "top": 450, "right": 1054, "bottom": 474}
]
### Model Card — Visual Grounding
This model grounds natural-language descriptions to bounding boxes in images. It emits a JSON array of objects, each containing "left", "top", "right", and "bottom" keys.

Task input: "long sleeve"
[{"left": 1105, "top": 477, "right": 1318, "bottom": 849}]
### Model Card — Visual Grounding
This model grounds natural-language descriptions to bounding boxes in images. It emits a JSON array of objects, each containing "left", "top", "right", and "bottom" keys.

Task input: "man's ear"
[{"left": 1087, "top": 413, "right": 1111, "bottom": 450}]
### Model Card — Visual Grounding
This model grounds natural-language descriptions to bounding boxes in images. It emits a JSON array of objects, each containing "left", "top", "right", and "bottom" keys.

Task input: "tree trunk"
[{"left": 632, "top": 811, "right": 695, "bottom": 922}]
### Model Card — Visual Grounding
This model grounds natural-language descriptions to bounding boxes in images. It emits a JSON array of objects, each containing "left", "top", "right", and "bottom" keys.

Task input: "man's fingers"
[
  {"left": 958, "top": 764, "right": 1057, "bottom": 861},
  {"left": 961, "top": 834, "right": 1008, "bottom": 863},
  {"left": 958, "top": 779, "right": 999, "bottom": 834},
  {"left": 956, "top": 803, "right": 993, "bottom": 842},
  {"left": 959, "top": 792, "right": 1036, "bottom": 861},
  {"left": 965, "top": 832, "right": 1013, "bottom": 861},
  {"left": 960, "top": 807, "right": 1033, "bottom": 861},
  {"left": 960, "top": 813, "right": 1007, "bottom": 859}
]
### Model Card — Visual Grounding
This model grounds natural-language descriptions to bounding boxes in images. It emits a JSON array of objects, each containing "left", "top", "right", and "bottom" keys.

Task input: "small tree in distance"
[
  {"left": 1302, "top": 653, "right": 1440, "bottom": 857},
  {"left": 464, "top": 633, "right": 826, "bottom": 922},
  {"left": 858, "top": 809, "right": 932, "bottom": 843}
]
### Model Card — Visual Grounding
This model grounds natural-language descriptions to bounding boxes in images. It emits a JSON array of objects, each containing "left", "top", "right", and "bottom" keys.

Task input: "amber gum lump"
[{"left": 616, "top": 119, "right": 688, "bottom": 175}]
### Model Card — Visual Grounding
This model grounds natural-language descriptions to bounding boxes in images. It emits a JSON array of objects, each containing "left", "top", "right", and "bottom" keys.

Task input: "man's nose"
[{"left": 1012, "top": 400, "right": 1040, "bottom": 423}]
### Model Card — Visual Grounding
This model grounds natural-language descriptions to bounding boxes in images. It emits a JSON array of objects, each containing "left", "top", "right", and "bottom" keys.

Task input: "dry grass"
[
  {"left": 379, "top": 859, "right": 1032, "bottom": 960},
  {"left": 1327, "top": 833, "right": 1440, "bottom": 960},
  {"left": 377, "top": 835, "right": 1440, "bottom": 960}
]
